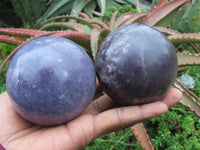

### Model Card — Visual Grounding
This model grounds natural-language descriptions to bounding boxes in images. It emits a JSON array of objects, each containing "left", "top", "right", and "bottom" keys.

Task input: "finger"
[
  {"left": 0, "top": 92, "right": 33, "bottom": 143},
  {"left": 95, "top": 77, "right": 103, "bottom": 94},
  {"left": 160, "top": 88, "right": 182, "bottom": 108},
  {"left": 93, "top": 88, "right": 182, "bottom": 136},
  {"left": 83, "top": 94, "right": 115, "bottom": 115}
]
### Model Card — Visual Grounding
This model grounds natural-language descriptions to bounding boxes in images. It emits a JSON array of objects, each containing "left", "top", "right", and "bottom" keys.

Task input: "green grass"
[
  {"left": 84, "top": 128, "right": 143, "bottom": 150},
  {"left": 0, "top": 42, "right": 16, "bottom": 93},
  {"left": 145, "top": 103, "right": 200, "bottom": 150}
]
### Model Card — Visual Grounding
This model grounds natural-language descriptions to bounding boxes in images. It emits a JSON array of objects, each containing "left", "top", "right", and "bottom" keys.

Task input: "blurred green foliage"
[
  {"left": 145, "top": 102, "right": 200, "bottom": 150},
  {"left": 85, "top": 128, "right": 143, "bottom": 150},
  {"left": 0, "top": 0, "right": 151, "bottom": 28},
  {"left": 172, "top": 0, "right": 200, "bottom": 33},
  {"left": 0, "top": 42, "right": 16, "bottom": 93}
]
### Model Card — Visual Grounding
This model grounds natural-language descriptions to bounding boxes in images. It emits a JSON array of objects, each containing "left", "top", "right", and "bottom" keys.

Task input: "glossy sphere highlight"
[
  {"left": 96, "top": 24, "right": 177, "bottom": 105},
  {"left": 6, "top": 36, "right": 96, "bottom": 126}
]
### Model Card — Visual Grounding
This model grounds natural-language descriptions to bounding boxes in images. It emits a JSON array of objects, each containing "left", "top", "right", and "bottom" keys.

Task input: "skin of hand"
[{"left": 0, "top": 88, "right": 182, "bottom": 150}]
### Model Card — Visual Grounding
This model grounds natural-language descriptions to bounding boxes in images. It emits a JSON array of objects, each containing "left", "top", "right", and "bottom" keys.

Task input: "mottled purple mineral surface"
[{"left": 6, "top": 36, "right": 96, "bottom": 126}]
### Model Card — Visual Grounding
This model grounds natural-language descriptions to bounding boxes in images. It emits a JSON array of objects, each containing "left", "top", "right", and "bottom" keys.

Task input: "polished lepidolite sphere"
[
  {"left": 6, "top": 36, "right": 96, "bottom": 126},
  {"left": 96, "top": 24, "right": 177, "bottom": 105}
]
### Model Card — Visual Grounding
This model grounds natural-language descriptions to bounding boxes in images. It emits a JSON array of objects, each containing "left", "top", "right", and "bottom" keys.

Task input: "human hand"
[{"left": 0, "top": 88, "right": 182, "bottom": 150}]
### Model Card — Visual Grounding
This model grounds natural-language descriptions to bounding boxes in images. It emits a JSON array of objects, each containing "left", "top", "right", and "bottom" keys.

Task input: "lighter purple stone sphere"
[{"left": 6, "top": 36, "right": 96, "bottom": 126}]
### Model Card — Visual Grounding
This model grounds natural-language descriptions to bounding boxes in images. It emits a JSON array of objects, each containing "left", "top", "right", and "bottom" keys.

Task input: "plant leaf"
[
  {"left": 42, "top": 15, "right": 95, "bottom": 29},
  {"left": 180, "top": 93, "right": 200, "bottom": 117},
  {"left": 150, "top": 0, "right": 168, "bottom": 13},
  {"left": 114, "top": 0, "right": 127, "bottom": 4},
  {"left": 98, "top": 29, "right": 110, "bottom": 43},
  {"left": 109, "top": 11, "right": 118, "bottom": 31},
  {"left": 106, "top": 0, "right": 121, "bottom": 8},
  {"left": 83, "top": 1, "right": 97, "bottom": 18},
  {"left": 121, "top": 12, "right": 148, "bottom": 26},
  {"left": 51, "top": 31, "right": 90, "bottom": 50},
  {"left": 90, "top": 28, "right": 100, "bottom": 60},
  {"left": 131, "top": 122, "right": 154, "bottom": 150},
  {"left": 190, "top": 43, "right": 200, "bottom": 53},
  {"left": 177, "top": 52, "right": 200, "bottom": 66},
  {"left": 79, "top": 12, "right": 90, "bottom": 19},
  {"left": 154, "top": 27, "right": 179, "bottom": 35},
  {"left": 88, "top": 19, "right": 109, "bottom": 29},
  {"left": 124, "top": 0, "right": 151, "bottom": 10},
  {"left": 40, "top": 22, "right": 77, "bottom": 31},
  {"left": 114, "top": 12, "right": 133, "bottom": 28},
  {"left": 154, "top": 9, "right": 177, "bottom": 27},
  {"left": 0, "top": 28, "right": 48, "bottom": 37},
  {"left": 0, "top": 35, "right": 23, "bottom": 45},
  {"left": 11, "top": 0, "right": 47, "bottom": 26},
  {"left": 136, "top": 0, "right": 141, "bottom": 12},
  {"left": 168, "top": 33, "right": 200, "bottom": 44},
  {"left": 97, "top": 0, "right": 106, "bottom": 15},
  {"left": 141, "top": 0, "right": 188, "bottom": 26},
  {"left": 40, "top": 22, "right": 91, "bottom": 34},
  {"left": 38, "top": 0, "right": 72, "bottom": 22},
  {"left": 176, "top": 0, "right": 200, "bottom": 33},
  {"left": 71, "top": 0, "right": 92, "bottom": 16},
  {"left": 173, "top": 80, "right": 200, "bottom": 116},
  {"left": 90, "top": 28, "right": 110, "bottom": 60}
]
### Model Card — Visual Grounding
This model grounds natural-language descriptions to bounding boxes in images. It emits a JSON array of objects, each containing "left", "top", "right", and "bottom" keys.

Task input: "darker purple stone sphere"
[
  {"left": 96, "top": 24, "right": 177, "bottom": 105},
  {"left": 6, "top": 36, "right": 96, "bottom": 126}
]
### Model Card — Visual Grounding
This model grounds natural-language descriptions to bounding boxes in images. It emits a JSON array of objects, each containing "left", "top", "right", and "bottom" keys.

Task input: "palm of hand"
[{"left": 0, "top": 88, "right": 181, "bottom": 150}]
